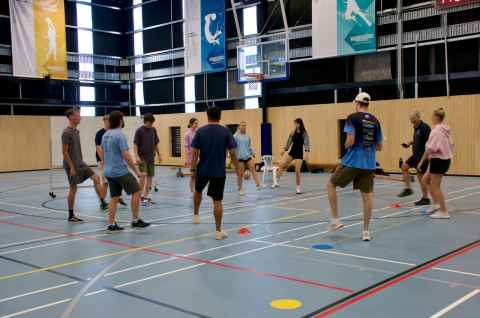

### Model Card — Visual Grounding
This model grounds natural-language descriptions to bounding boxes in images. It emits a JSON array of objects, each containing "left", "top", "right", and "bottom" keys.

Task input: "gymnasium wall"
[
  {"left": 0, "top": 116, "right": 51, "bottom": 172},
  {"left": 50, "top": 116, "right": 143, "bottom": 168},
  {"left": 268, "top": 95, "right": 480, "bottom": 175},
  {"left": 153, "top": 109, "right": 262, "bottom": 166}
]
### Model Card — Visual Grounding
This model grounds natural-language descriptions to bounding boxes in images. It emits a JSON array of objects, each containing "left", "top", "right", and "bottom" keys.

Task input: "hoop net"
[{"left": 244, "top": 72, "right": 264, "bottom": 90}]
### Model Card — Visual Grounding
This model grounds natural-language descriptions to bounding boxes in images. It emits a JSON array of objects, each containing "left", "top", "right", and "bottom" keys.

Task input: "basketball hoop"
[{"left": 245, "top": 72, "right": 264, "bottom": 90}]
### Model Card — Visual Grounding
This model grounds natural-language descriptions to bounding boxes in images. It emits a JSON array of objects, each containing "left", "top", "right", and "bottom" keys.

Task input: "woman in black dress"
[{"left": 277, "top": 118, "right": 311, "bottom": 194}]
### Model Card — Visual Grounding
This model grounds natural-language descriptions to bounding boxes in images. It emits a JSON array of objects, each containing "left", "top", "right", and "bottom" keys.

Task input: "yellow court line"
[{"left": 0, "top": 210, "right": 320, "bottom": 282}]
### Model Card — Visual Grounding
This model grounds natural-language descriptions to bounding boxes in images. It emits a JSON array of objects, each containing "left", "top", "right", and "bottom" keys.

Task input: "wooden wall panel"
[
  {"left": 154, "top": 109, "right": 262, "bottom": 166},
  {"left": 268, "top": 95, "right": 480, "bottom": 175},
  {"left": 0, "top": 116, "right": 51, "bottom": 172},
  {"left": 50, "top": 116, "right": 143, "bottom": 168}
]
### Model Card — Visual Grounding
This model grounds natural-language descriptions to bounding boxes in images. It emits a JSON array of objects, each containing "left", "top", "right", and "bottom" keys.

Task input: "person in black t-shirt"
[
  {"left": 95, "top": 115, "right": 127, "bottom": 207},
  {"left": 398, "top": 111, "right": 431, "bottom": 206}
]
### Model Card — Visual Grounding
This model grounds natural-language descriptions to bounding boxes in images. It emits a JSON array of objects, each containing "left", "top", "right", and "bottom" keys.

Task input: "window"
[
  {"left": 81, "top": 107, "right": 96, "bottom": 117},
  {"left": 133, "top": 5, "right": 144, "bottom": 112},
  {"left": 185, "top": 75, "right": 195, "bottom": 113},
  {"left": 170, "top": 127, "right": 182, "bottom": 157},
  {"left": 243, "top": 5, "right": 260, "bottom": 108},
  {"left": 77, "top": 2, "right": 95, "bottom": 106}
]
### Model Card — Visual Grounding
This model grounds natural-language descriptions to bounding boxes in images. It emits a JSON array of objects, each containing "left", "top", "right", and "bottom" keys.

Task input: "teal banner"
[{"left": 337, "top": 0, "right": 376, "bottom": 56}]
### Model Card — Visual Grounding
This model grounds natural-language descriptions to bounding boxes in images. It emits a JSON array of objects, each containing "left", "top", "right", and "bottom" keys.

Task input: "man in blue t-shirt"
[
  {"left": 327, "top": 92, "right": 383, "bottom": 242},
  {"left": 191, "top": 107, "right": 239, "bottom": 240},
  {"left": 101, "top": 111, "right": 150, "bottom": 233}
]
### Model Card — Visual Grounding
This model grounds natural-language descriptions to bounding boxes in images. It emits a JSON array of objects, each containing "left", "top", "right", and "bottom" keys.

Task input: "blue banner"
[
  {"left": 337, "top": 0, "right": 376, "bottom": 56},
  {"left": 201, "top": 0, "right": 226, "bottom": 73}
]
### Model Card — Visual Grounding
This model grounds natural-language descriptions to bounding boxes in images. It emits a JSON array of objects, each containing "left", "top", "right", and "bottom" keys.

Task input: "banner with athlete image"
[
  {"left": 9, "top": 0, "right": 68, "bottom": 79},
  {"left": 312, "top": 0, "right": 376, "bottom": 59},
  {"left": 185, "top": 0, "right": 226, "bottom": 74}
]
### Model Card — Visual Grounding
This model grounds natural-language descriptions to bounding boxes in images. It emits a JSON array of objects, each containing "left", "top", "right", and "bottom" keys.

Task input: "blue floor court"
[{"left": 0, "top": 168, "right": 479, "bottom": 318}]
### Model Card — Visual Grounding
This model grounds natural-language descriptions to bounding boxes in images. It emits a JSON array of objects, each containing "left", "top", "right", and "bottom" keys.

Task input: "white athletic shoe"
[
  {"left": 429, "top": 211, "right": 450, "bottom": 219},
  {"left": 193, "top": 215, "right": 200, "bottom": 224},
  {"left": 329, "top": 221, "right": 344, "bottom": 231},
  {"left": 257, "top": 184, "right": 266, "bottom": 190},
  {"left": 238, "top": 189, "right": 246, "bottom": 196},
  {"left": 296, "top": 187, "right": 302, "bottom": 194},
  {"left": 362, "top": 231, "right": 371, "bottom": 241},
  {"left": 215, "top": 230, "right": 228, "bottom": 240}
]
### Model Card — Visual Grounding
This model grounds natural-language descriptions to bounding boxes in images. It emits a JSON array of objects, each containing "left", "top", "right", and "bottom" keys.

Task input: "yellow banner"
[{"left": 34, "top": 0, "right": 68, "bottom": 79}]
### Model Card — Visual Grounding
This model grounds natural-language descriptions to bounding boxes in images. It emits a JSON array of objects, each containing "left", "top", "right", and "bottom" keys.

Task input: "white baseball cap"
[{"left": 354, "top": 92, "right": 371, "bottom": 105}]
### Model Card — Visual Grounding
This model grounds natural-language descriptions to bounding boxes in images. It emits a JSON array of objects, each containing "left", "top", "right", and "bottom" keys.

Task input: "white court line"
[
  {"left": 429, "top": 289, "right": 480, "bottom": 318},
  {"left": 0, "top": 282, "right": 78, "bottom": 303},
  {"left": 0, "top": 299, "right": 72, "bottom": 318},
  {"left": 114, "top": 245, "right": 274, "bottom": 289},
  {"left": 0, "top": 186, "right": 478, "bottom": 317}
]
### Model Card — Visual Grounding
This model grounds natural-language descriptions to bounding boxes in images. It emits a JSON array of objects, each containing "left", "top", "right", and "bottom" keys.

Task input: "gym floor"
[{"left": 0, "top": 168, "right": 479, "bottom": 318}]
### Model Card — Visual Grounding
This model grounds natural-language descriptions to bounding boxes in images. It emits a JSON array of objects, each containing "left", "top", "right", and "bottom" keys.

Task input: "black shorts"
[
  {"left": 405, "top": 156, "right": 430, "bottom": 174},
  {"left": 107, "top": 173, "right": 140, "bottom": 197},
  {"left": 239, "top": 158, "right": 252, "bottom": 164},
  {"left": 288, "top": 151, "right": 303, "bottom": 160},
  {"left": 195, "top": 176, "right": 226, "bottom": 201},
  {"left": 331, "top": 165, "right": 374, "bottom": 194},
  {"left": 430, "top": 158, "right": 451, "bottom": 175}
]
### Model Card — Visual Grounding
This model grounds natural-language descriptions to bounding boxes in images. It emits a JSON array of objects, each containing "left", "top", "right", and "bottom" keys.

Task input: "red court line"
[
  {"left": 0, "top": 217, "right": 354, "bottom": 294},
  {"left": 313, "top": 240, "right": 480, "bottom": 317}
]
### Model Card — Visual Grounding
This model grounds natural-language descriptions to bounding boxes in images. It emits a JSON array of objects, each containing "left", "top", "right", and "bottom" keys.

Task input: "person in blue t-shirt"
[
  {"left": 191, "top": 107, "right": 240, "bottom": 240},
  {"left": 327, "top": 92, "right": 383, "bottom": 242},
  {"left": 101, "top": 111, "right": 150, "bottom": 233}
]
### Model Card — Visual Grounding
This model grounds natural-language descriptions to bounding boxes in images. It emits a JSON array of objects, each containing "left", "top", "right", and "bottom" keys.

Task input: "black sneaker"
[
  {"left": 414, "top": 198, "right": 431, "bottom": 206},
  {"left": 68, "top": 216, "right": 84, "bottom": 223},
  {"left": 106, "top": 223, "right": 124, "bottom": 233},
  {"left": 100, "top": 201, "right": 109, "bottom": 210},
  {"left": 132, "top": 219, "right": 151, "bottom": 228},
  {"left": 398, "top": 188, "right": 414, "bottom": 198},
  {"left": 119, "top": 198, "right": 128, "bottom": 206}
]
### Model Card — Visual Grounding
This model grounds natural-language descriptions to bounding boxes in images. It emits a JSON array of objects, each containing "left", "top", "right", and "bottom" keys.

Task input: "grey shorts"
[
  {"left": 64, "top": 163, "right": 94, "bottom": 186},
  {"left": 106, "top": 173, "right": 140, "bottom": 197}
]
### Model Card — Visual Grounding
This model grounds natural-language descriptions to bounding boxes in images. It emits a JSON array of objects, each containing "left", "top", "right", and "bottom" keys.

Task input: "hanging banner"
[
  {"left": 9, "top": 0, "right": 68, "bottom": 79},
  {"left": 185, "top": 0, "right": 226, "bottom": 75},
  {"left": 312, "top": 0, "right": 376, "bottom": 59}
]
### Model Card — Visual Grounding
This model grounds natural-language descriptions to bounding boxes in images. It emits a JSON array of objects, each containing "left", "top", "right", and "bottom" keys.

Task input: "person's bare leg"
[
  {"left": 236, "top": 162, "right": 245, "bottom": 191},
  {"left": 402, "top": 164, "right": 412, "bottom": 189},
  {"left": 145, "top": 176, "right": 153, "bottom": 198},
  {"left": 193, "top": 191, "right": 202, "bottom": 216},
  {"left": 295, "top": 160, "right": 302, "bottom": 188},
  {"left": 131, "top": 191, "right": 141, "bottom": 220},
  {"left": 139, "top": 174, "right": 146, "bottom": 198},
  {"left": 91, "top": 175, "right": 106, "bottom": 199},
  {"left": 67, "top": 184, "right": 77, "bottom": 211},
  {"left": 361, "top": 192, "right": 373, "bottom": 232},
  {"left": 417, "top": 173, "right": 429, "bottom": 199},
  {"left": 327, "top": 181, "right": 339, "bottom": 219},
  {"left": 277, "top": 155, "right": 293, "bottom": 178},
  {"left": 422, "top": 172, "right": 436, "bottom": 205},
  {"left": 247, "top": 160, "right": 261, "bottom": 187},
  {"left": 108, "top": 197, "right": 119, "bottom": 224},
  {"left": 213, "top": 200, "right": 223, "bottom": 232},
  {"left": 431, "top": 174, "right": 447, "bottom": 213}
]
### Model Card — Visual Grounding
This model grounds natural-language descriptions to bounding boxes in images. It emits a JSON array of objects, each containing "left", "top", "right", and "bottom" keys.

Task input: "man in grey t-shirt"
[{"left": 62, "top": 108, "right": 107, "bottom": 222}]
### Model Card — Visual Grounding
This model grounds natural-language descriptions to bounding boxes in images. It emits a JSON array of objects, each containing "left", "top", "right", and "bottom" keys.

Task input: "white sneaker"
[
  {"left": 272, "top": 183, "right": 279, "bottom": 189},
  {"left": 238, "top": 189, "right": 246, "bottom": 196},
  {"left": 430, "top": 211, "right": 450, "bottom": 219},
  {"left": 193, "top": 215, "right": 200, "bottom": 224},
  {"left": 329, "top": 221, "right": 344, "bottom": 231},
  {"left": 296, "top": 187, "right": 302, "bottom": 194},
  {"left": 256, "top": 184, "right": 266, "bottom": 190},
  {"left": 362, "top": 231, "right": 371, "bottom": 241},
  {"left": 215, "top": 230, "right": 228, "bottom": 240}
]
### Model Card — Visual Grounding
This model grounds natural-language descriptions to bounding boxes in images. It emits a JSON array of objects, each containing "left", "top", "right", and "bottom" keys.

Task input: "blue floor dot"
[{"left": 312, "top": 243, "right": 334, "bottom": 250}]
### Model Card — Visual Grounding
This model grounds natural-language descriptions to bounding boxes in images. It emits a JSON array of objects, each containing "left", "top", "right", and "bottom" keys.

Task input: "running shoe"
[
  {"left": 132, "top": 219, "right": 151, "bottom": 228},
  {"left": 238, "top": 189, "right": 246, "bottom": 196},
  {"left": 256, "top": 184, "right": 266, "bottom": 190},
  {"left": 68, "top": 216, "right": 84, "bottom": 223},
  {"left": 106, "top": 223, "right": 124, "bottom": 233},
  {"left": 398, "top": 188, "right": 414, "bottom": 197},
  {"left": 296, "top": 187, "right": 302, "bottom": 195},
  {"left": 429, "top": 211, "right": 450, "bottom": 219},
  {"left": 362, "top": 231, "right": 371, "bottom": 241},
  {"left": 215, "top": 230, "right": 228, "bottom": 240},
  {"left": 414, "top": 198, "right": 431, "bottom": 206},
  {"left": 100, "top": 201, "right": 109, "bottom": 210}
]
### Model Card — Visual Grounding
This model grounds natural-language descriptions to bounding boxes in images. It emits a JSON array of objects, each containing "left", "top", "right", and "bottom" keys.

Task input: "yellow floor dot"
[{"left": 270, "top": 299, "right": 303, "bottom": 310}]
